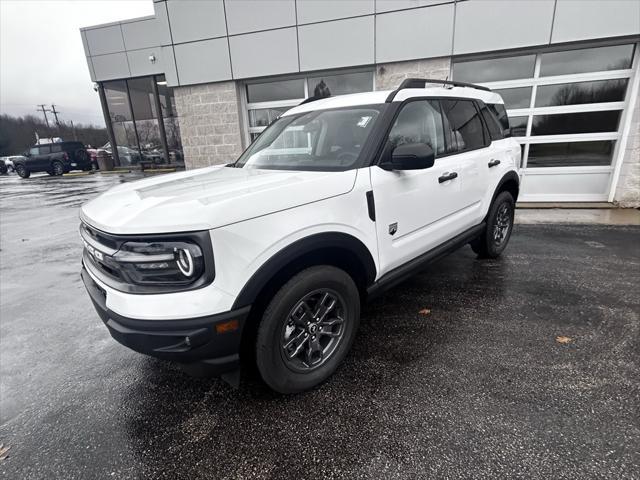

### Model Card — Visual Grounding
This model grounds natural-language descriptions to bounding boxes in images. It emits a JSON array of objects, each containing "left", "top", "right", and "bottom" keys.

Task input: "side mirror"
[
  {"left": 382, "top": 143, "right": 435, "bottom": 170},
  {"left": 23, "top": 151, "right": 30, "bottom": 157}
]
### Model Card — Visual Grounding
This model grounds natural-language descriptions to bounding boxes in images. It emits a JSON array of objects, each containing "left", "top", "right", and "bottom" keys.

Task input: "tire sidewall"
[
  {"left": 52, "top": 161, "right": 64, "bottom": 176},
  {"left": 16, "top": 164, "right": 29, "bottom": 178},
  {"left": 256, "top": 266, "right": 360, "bottom": 394},
  {"left": 485, "top": 191, "right": 515, "bottom": 257}
]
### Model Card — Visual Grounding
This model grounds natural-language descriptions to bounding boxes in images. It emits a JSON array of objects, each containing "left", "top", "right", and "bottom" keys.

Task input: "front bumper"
[{"left": 81, "top": 267, "right": 250, "bottom": 375}]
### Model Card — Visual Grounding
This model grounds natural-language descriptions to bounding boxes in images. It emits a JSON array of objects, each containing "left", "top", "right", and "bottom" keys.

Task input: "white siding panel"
[
  {"left": 91, "top": 53, "right": 130, "bottom": 80},
  {"left": 297, "top": 0, "right": 374, "bottom": 24},
  {"left": 225, "top": 0, "right": 296, "bottom": 35},
  {"left": 376, "top": 4, "right": 454, "bottom": 63},
  {"left": 229, "top": 28, "right": 299, "bottom": 78},
  {"left": 166, "top": 0, "right": 227, "bottom": 44},
  {"left": 85, "top": 25, "right": 125, "bottom": 56},
  {"left": 299, "top": 17, "right": 374, "bottom": 71},
  {"left": 174, "top": 38, "right": 232, "bottom": 85},
  {"left": 552, "top": 0, "right": 640, "bottom": 44},
  {"left": 454, "top": 0, "right": 555, "bottom": 55}
]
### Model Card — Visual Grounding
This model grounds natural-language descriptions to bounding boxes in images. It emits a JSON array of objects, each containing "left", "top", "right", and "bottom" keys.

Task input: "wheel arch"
[
  {"left": 232, "top": 232, "right": 377, "bottom": 312},
  {"left": 494, "top": 171, "right": 520, "bottom": 203}
]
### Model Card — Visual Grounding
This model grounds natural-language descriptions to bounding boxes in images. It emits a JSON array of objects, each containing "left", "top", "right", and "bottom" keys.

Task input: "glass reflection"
[
  {"left": 247, "top": 79, "right": 305, "bottom": 103},
  {"left": 494, "top": 87, "right": 532, "bottom": 109},
  {"left": 308, "top": 71, "right": 372, "bottom": 97},
  {"left": 452, "top": 54, "right": 536, "bottom": 83},
  {"left": 532, "top": 111, "right": 621, "bottom": 136},
  {"left": 527, "top": 141, "right": 615, "bottom": 167},
  {"left": 540, "top": 44, "right": 635, "bottom": 77},
  {"left": 535, "top": 79, "right": 628, "bottom": 107},
  {"left": 508, "top": 116, "right": 528, "bottom": 137}
]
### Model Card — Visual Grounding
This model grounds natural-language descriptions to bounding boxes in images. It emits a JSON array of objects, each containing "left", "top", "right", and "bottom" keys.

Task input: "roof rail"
[
  {"left": 385, "top": 78, "right": 491, "bottom": 102},
  {"left": 298, "top": 94, "right": 331, "bottom": 106}
]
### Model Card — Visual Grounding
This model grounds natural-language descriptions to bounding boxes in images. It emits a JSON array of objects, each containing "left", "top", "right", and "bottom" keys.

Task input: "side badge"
[{"left": 389, "top": 222, "right": 398, "bottom": 236}]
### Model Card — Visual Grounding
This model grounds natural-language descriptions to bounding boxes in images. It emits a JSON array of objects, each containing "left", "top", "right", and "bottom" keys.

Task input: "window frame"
[{"left": 374, "top": 96, "right": 493, "bottom": 167}]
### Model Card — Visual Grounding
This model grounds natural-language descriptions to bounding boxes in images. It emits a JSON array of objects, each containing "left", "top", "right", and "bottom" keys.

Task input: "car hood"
[{"left": 80, "top": 166, "right": 357, "bottom": 234}]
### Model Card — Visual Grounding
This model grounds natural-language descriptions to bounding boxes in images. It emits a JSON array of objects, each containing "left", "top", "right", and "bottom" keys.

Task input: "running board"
[{"left": 366, "top": 223, "right": 485, "bottom": 300}]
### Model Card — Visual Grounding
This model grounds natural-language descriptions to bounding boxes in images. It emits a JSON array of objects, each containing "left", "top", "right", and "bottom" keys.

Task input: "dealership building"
[{"left": 80, "top": 0, "right": 640, "bottom": 205}]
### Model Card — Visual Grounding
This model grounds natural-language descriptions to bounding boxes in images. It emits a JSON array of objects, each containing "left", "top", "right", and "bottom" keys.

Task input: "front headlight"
[
  {"left": 113, "top": 240, "right": 205, "bottom": 286},
  {"left": 80, "top": 222, "right": 215, "bottom": 294}
]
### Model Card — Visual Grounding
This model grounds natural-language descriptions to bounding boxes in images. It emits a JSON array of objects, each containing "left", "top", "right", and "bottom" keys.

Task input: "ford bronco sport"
[
  {"left": 15, "top": 141, "right": 92, "bottom": 178},
  {"left": 80, "top": 79, "right": 520, "bottom": 393}
]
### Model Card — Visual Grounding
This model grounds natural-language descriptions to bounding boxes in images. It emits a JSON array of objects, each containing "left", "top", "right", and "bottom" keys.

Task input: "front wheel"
[
  {"left": 15, "top": 164, "right": 30, "bottom": 178},
  {"left": 256, "top": 266, "right": 360, "bottom": 394},
  {"left": 471, "top": 190, "right": 515, "bottom": 258}
]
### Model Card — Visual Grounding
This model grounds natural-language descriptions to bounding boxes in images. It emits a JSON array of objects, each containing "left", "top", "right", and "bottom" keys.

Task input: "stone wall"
[
  {"left": 174, "top": 81, "right": 245, "bottom": 169},
  {"left": 374, "top": 57, "right": 451, "bottom": 90},
  {"left": 614, "top": 91, "right": 639, "bottom": 207}
]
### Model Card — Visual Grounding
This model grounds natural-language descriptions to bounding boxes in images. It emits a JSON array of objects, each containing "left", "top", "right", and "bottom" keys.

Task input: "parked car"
[
  {"left": 14, "top": 142, "right": 92, "bottom": 178},
  {"left": 86, "top": 148, "right": 113, "bottom": 170},
  {"left": 101, "top": 143, "right": 142, "bottom": 166},
  {"left": 80, "top": 79, "right": 520, "bottom": 393}
]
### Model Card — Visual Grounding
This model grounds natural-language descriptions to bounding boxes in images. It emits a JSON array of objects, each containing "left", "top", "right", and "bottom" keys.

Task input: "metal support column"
[
  {"left": 97, "top": 83, "right": 120, "bottom": 166},
  {"left": 152, "top": 77, "right": 171, "bottom": 165}
]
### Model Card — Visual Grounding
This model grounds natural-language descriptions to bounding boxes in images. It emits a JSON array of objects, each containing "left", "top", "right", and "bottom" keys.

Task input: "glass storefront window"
[
  {"left": 540, "top": 44, "right": 635, "bottom": 77},
  {"left": 247, "top": 79, "right": 305, "bottom": 103},
  {"left": 534, "top": 79, "right": 628, "bottom": 107},
  {"left": 452, "top": 54, "right": 536, "bottom": 83},
  {"left": 101, "top": 75, "right": 184, "bottom": 168},
  {"left": 527, "top": 141, "right": 615, "bottom": 167},
  {"left": 104, "top": 80, "right": 140, "bottom": 166},
  {"left": 531, "top": 111, "right": 621, "bottom": 136},
  {"left": 508, "top": 116, "right": 528, "bottom": 137},
  {"left": 308, "top": 71, "right": 373, "bottom": 97},
  {"left": 493, "top": 87, "right": 532, "bottom": 109},
  {"left": 249, "top": 107, "right": 289, "bottom": 127}
]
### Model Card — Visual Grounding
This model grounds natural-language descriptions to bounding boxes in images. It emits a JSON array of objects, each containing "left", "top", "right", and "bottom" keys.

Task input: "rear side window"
[
  {"left": 488, "top": 103, "right": 511, "bottom": 137},
  {"left": 51, "top": 145, "right": 62, "bottom": 153},
  {"left": 478, "top": 101, "right": 504, "bottom": 141},
  {"left": 39, "top": 146, "right": 51, "bottom": 154},
  {"left": 441, "top": 99, "right": 487, "bottom": 152}
]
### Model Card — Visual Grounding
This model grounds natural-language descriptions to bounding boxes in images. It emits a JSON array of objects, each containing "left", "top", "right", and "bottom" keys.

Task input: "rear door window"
[
  {"left": 488, "top": 103, "right": 511, "bottom": 137},
  {"left": 39, "top": 146, "right": 51, "bottom": 154},
  {"left": 478, "top": 101, "right": 503, "bottom": 141},
  {"left": 51, "top": 145, "right": 62, "bottom": 153},
  {"left": 441, "top": 99, "right": 487, "bottom": 152}
]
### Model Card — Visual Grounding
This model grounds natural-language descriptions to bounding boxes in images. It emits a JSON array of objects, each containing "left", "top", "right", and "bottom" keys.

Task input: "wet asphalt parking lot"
[{"left": 0, "top": 171, "right": 639, "bottom": 479}]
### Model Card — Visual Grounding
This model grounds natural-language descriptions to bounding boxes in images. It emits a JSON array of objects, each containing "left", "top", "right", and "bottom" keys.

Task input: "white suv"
[{"left": 80, "top": 79, "right": 520, "bottom": 393}]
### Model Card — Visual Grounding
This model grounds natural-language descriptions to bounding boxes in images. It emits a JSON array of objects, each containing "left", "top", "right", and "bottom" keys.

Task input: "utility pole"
[
  {"left": 50, "top": 104, "right": 62, "bottom": 130},
  {"left": 70, "top": 120, "right": 78, "bottom": 141},
  {"left": 37, "top": 104, "right": 52, "bottom": 138}
]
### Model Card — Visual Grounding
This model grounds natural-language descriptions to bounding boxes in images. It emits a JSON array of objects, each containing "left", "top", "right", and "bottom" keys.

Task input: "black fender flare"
[
  {"left": 231, "top": 232, "right": 377, "bottom": 310},
  {"left": 493, "top": 171, "right": 520, "bottom": 202}
]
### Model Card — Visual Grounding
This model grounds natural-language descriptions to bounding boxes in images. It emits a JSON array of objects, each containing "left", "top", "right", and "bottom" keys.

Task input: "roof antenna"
[{"left": 443, "top": 76, "right": 450, "bottom": 89}]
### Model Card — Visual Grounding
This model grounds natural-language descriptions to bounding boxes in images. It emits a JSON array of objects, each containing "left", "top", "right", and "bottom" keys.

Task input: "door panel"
[{"left": 370, "top": 100, "right": 466, "bottom": 275}]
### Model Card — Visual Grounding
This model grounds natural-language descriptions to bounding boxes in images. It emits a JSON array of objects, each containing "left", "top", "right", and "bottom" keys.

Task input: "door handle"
[
  {"left": 438, "top": 172, "right": 458, "bottom": 183},
  {"left": 488, "top": 159, "right": 501, "bottom": 168}
]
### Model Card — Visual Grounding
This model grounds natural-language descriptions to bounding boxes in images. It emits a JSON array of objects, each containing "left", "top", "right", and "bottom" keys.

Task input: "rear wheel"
[
  {"left": 0, "top": 162, "right": 7, "bottom": 175},
  {"left": 15, "top": 164, "right": 30, "bottom": 178},
  {"left": 471, "top": 190, "right": 515, "bottom": 258},
  {"left": 256, "top": 265, "right": 360, "bottom": 394},
  {"left": 52, "top": 161, "right": 64, "bottom": 176}
]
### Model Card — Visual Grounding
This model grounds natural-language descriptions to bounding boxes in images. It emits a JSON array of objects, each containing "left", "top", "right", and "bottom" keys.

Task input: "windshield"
[{"left": 234, "top": 105, "right": 385, "bottom": 171}]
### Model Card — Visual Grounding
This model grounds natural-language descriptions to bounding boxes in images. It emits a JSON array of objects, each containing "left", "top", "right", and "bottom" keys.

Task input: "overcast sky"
[{"left": 1, "top": 0, "right": 154, "bottom": 127}]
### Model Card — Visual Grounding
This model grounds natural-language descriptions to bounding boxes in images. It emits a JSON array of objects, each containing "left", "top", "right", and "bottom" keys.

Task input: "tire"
[
  {"left": 15, "top": 164, "right": 30, "bottom": 178},
  {"left": 52, "top": 161, "right": 64, "bottom": 176},
  {"left": 0, "top": 163, "right": 7, "bottom": 175},
  {"left": 256, "top": 265, "right": 360, "bottom": 394},
  {"left": 471, "top": 190, "right": 515, "bottom": 259}
]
